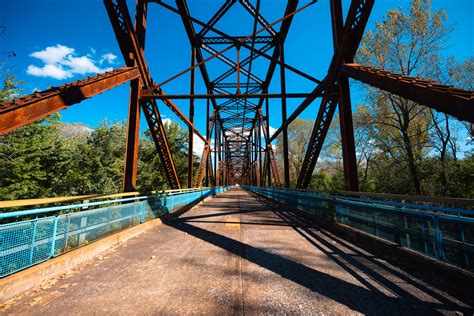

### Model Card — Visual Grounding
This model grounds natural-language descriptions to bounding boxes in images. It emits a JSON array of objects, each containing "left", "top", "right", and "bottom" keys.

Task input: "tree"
[
  {"left": 275, "top": 118, "right": 313, "bottom": 186},
  {"left": 357, "top": 0, "right": 454, "bottom": 195},
  {"left": 0, "top": 74, "right": 22, "bottom": 102},
  {"left": 138, "top": 121, "right": 192, "bottom": 191},
  {"left": 0, "top": 114, "right": 73, "bottom": 200}
]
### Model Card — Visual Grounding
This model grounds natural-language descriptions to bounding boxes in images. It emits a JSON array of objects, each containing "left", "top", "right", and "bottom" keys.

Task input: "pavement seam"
[{"left": 238, "top": 191, "right": 245, "bottom": 316}]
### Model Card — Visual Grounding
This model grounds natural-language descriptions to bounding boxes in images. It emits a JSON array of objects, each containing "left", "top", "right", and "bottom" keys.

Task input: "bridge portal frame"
[{"left": 0, "top": 0, "right": 472, "bottom": 192}]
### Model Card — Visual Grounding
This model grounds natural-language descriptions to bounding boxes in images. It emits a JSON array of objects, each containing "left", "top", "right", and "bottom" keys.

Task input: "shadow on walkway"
[{"left": 166, "top": 189, "right": 473, "bottom": 315}]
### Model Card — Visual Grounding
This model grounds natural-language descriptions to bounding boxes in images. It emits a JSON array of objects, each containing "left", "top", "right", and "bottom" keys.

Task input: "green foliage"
[
  {"left": 62, "top": 120, "right": 127, "bottom": 195},
  {"left": 0, "top": 74, "right": 23, "bottom": 103},
  {"left": 304, "top": 0, "right": 473, "bottom": 198},
  {"left": 275, "top": 118, "right": 314, "bottom": 186},
  {"left": 0, "top": 115, "right": 71, "bottom": 199},
  {"left": 1, "top": 0, "right": 472, "bottom": 200},
  {"left": 137, "top": 121, "right": 190, "bottom": 192},
  {"left": 0, "top": 117, "right": 194, "bottom": 200}
]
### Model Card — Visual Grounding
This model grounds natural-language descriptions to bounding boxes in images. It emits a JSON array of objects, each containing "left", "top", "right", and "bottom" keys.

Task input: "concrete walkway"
[{"left": 1, "top": 188, "right": 472, "bottom": 315}]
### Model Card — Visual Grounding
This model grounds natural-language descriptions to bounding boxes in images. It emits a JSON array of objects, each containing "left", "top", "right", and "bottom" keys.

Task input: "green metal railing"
[
  {"left": 244, "top": 186, "right": 474, "bottom": 272},
  {"left": 0, "top": 186, "right": 232, "bottom": 278}
]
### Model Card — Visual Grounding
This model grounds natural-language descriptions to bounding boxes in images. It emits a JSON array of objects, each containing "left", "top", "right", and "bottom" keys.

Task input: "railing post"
[
  {"left": 403, "top": 215, "right": 410, "bottom": 248},
  {"left": 419, "top": 215, "right": 429, "bottom": 256},
  {"left": 434, "top": 217, "right": 446, "bottom": 260},
  {"left": 29, "top": 218, "right": 39, "bottom": 265},
  {"left": 64, "top": 214, "right": 71, "bottom": 253},
  {"left": 50, "top": 217, "right": 59, "bottom": 258},
  {"left": 78, "top": 215, "right": 88, "bottom": 246}
]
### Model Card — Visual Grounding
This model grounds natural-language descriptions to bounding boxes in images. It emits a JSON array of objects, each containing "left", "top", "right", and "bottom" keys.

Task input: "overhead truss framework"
[{"left": 0, "top": 0, "right": 472, "bottom": 191}]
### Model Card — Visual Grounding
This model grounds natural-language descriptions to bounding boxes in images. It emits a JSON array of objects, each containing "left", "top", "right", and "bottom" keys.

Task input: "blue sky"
[{"left": 1, "top": 0, "right": 473, "bottom": 153}]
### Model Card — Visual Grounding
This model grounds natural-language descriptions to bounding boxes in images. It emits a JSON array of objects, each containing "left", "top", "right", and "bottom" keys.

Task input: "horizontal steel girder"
[
  {"left": 340, "top": 63, "right": 474, "bottom": 123},
  {"left": 0, "top": 67, "right": 140, "bottom": 135},
  {"left": 140, "top": 92, "right": 311, "bottom": 100},
  {"left": 105, "top": 0, "right": 181, "bottom": 189},
  {"left": 200, "top": 35, "right": 274, "bottom": 45}
]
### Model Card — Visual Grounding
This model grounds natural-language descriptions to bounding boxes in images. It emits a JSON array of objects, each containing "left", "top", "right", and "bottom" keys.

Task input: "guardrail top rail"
[
  {"left": 1, "top": 186, "right": 233, "bottom": 278},
  {"left": 243, "top": 186, "right": 474, "bottom": 273}
]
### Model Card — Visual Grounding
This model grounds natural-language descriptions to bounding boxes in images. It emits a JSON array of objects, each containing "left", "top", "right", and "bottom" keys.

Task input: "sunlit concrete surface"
[{"left": 1, "top": 188, "right": 472, "bottom": 315}]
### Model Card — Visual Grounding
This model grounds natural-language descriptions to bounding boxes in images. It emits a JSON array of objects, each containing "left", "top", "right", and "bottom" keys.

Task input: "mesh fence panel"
[
  {"left": 0, "top": 186, "right": 231, "bottom": 278},
  {"left": 245, "top": 186, "right": 474, "bottom": 272},
  {"left": 1, "top": 217, "right": 55, "bottom": 277}
]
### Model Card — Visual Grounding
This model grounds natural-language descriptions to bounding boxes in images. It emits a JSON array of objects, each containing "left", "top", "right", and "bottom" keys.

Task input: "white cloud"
[
  {"left": 27, "top": 44, "right": 115, "bottom": 80},
  {"left": 193, "top": 137, "right": 215, "bottom": 156},
  {"left": 259, "top": 125, "right": 276, "bottom": 138},
  {"left": 100, "top": 53, "right": 117, "bottom": 65},
  {"left": 64, "top": 56, "right": 104, "bottom": 74},
  {"left": 30, "top": 45, "right": 74, "bottom": 65},
  {"left": 194, "top": 137, "right": 205, "bottom": 156},
  {"left": 27, "top": 64, "right": 72, "bottom": 80},
  {"left": 162, "top": 118, "right": 173, "bottom": 126},
  {"left": 268, "top": 125, "right": 276, "bottom": 137}
]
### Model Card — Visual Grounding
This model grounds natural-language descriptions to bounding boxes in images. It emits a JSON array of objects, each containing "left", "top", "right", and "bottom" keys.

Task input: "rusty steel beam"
[
  {"left": 213, "top": 82, "right": 261, "bottom": 89},
  {"left": 104, "top": 0, "right": 181, "bottom": 189},
  {"left": 200, "top": 35, "right": 274, "bottom": 45},
  {"left": 194, "top": 143, "right": 211, "bottom": 187},
  {"left": 140, "top": 99, "right": 181, "bottom": 189},
  {"left": 144, "top": 86, "right": 208, "bottom": 144},
  {"left": 247, "top": 0, "right": 300, "bottom": 145},
  {"left": 269, "top": 84, "right": 328, "bottom": 142},
  {"left": 174, "top": 0, "right": 228, "bottom": 133},
  {"left": 202, "top": 44, "right": 264, "bottom": 84},
  {"left": 0, "top": 67, "right": 140, "bottom": 135},
  {"left": 198, "top": 0, "right": 235, "bottom": 37},
  {"left": 296, "top": 93, "right": 338, "bottom": 188},
  {"left": 268, "top": 145, "right": 282, "bottom": 187},
  {"left": 208, "top": 152, "right": 215, "bottom": 186},
  {"left": 188, "top": 46, "right": 196, "bottom": 188},
  {"left": 262, "top": 149, "right": 269, "bottom": 186},
  {"left": 140, "top": 92, "right": 311, "bottom": 100},
  {"left": 295, "top": 0, "right": 374, "bottom": 189},
  {"left": 154, "top": 0, "right": 321, "bottom": 85},
  {"left": 341, "top": 63, "right": 474, "bottom": 123},
  {"left": 270, "top": 0, "right": 374, "bottom": 143},
  {"left": 279, "top": 43, "right": 290, "bottom": 188},
  {"left": 331, "top": 0, "right": 359, "bottom": 192},
  {"left": 123, "top": 79, "right": 142, "bottom": 192},
  {"left": 123, "top": 0, "right": 148, "bottom": 192},
  {"left": 154, "top": 0, "right": 315, "bottom": 88},
  {"left": 239, "top": 0, "right": 277, "bottom": 36}
]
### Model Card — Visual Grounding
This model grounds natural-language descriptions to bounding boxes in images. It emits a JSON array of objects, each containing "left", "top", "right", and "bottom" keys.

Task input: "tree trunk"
[
  {"left": 402, "top": 129, "right": 421, "bottom": 195},
  {"left": 440, "top": 146, "right": 448, "bottom": 196}
]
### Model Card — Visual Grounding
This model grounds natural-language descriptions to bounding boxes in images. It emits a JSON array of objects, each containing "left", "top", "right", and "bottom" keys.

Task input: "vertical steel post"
[
  {"left": 205, "top": 91, "right": 210, "bottom": 187},
  {"left": 258, "top": 115, "right": 263, "bottom": 186},
  {"left": 250, "top": 132, "right": 254, "bottom": 185},
  {"left": 279, "top": 43, "right": 290, "bottom": 188},
  {"left": 265, "top": 91, "right": 271, "bottom": 187},
  {"left": 331, "top": 0, "right": 359, "bottom": 191},
  {"left": 123, "top": 79, "right": 142, "bottom": 192},
  {"left": 214, "top": 121, "right": 218, "bottom": 186},
  {"left": 188, "top": 46, "right": 196, "bottom": 188},
  {"left": 123, "top": 0, "right": 147, "bottom": 192}
]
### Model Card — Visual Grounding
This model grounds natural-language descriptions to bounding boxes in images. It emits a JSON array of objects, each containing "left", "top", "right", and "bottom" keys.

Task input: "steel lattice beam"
[
  {"left": 104, "top": 0, "right": 181, "bottom": 189},
  {"left": 0, "top": 67, "right": 140, "bottom": 135},
  {"left": 341, "top": 63, "right": 474, "bottom": 123},
  {"left": 200, "top": 35, "right": 274, "bottom": 45},
  {"left": 271, "top": 0, "right": 375, "bottom": 143},
  {"left": 296, "top": 93, "right": 338, "bottom": 188}
]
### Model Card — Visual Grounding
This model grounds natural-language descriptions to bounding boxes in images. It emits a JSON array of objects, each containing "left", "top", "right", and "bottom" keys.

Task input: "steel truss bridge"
[
  {"left": 1, "top": 0, "right": 472, "bottom": 192},
  {"left": 1, "top": 2, "right": 474, "bottom": 312}
]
